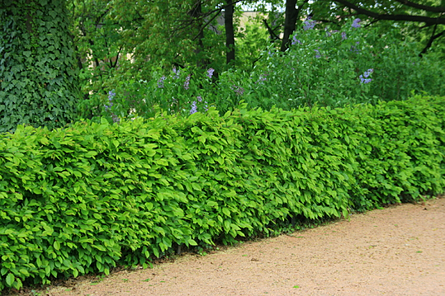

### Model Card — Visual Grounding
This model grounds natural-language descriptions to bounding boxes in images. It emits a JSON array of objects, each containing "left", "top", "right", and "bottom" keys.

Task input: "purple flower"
[
  {"left": 190, "top": 101, "right": 197, "bottom": 114},
  {"left": 104, "top": 101, "right": 113, "bottom": 111},
  {"left": 360, "top": 77, "right": 372, "bottom": 84},
  {"left": 157, "top": 76, "right": 166, "bottom": 88},
  {"left": 184, "top": 75, "right": 191, "bottom": 90},
  {"left": 232, "top": 85, "right": 245, "bottom": 95},
  {"left": 352, "top": 18, "right": 361, "bottom": 28},
  {"left": 105, "top": 90, "right": 115, "bottom": 111},
  {"left": 197, "top": 95, "right": 202, "bottom": 102},
  {"left": 291, "top": 35, "right": 301, "bottom": 45},
  {"left": 236, "top": 87, "right": 244, "bottom": 96},
  {"left": 314, "top": 49, "right": 321, "bottom": 58},
  {"left": 108, "top": 90, "right": 115, "bottom": 102},
  {"left": 363, "top": 68, "right": 373, "bottom": 78},
  {"left": 173, "top": 67, "right": 180, "bottom": 79},
  {"left": 359, "top": 68, "right": 373, "bottom": 84},
  {"left": 341, "top": 32, "right": 347, "bottom": 40},
  {"left": 350, "top": 42, "right": 360, "bottom": 53},
  {"left": 303, "top": 18, "right": 316, "bottom": 30},
  {"left": 207, "top": 68, "right": 215, "bottom": 79}
]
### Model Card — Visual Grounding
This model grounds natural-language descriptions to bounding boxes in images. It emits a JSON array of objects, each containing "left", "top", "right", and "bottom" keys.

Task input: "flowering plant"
[{"left": 85, "top": 18, "right": 444, "bottom": 123}]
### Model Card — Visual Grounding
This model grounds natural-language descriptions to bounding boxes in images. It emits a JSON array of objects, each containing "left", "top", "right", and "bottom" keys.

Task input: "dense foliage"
[
  {"left": 0, "top": 0, "right": 81, "bottom": 133},
  {"left": 1, "top": 95, "right": 444, "bottom": 291},
  {"left": 84, "top": 18, "right": 444, "bottom": 122}
]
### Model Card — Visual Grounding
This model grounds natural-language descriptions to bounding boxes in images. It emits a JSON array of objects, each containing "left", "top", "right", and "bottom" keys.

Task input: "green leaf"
[
  {"left": 222, "top": 208, "right": 231, "bottom": 217},
  {"left": 85, "top": 151, "right": 98, "bottom": 158},
  {"left": 54, "top": 241, "right": 61, "bottom": 250},
  {"left": 5, "top": 273, "right": 14, "bottom": 287},
  {"left": 188, "top": 238, "right": 198, "bottom": 246}
]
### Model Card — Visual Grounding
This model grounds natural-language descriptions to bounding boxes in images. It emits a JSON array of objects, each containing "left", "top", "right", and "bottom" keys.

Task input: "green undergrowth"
[{"left": 1, "top": 95, "right": 444, "bottom": 291}]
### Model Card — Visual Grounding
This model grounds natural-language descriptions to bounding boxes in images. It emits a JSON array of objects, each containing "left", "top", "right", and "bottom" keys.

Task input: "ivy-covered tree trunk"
[{"left": 0, "top": 0, "right": 81, "bottom": 133}]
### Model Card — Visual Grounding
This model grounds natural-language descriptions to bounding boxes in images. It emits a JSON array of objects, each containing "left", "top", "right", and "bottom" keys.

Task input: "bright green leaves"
[
  {"left": 1, "top": 96, "right": 445, "bottom": 292},
  {"left": 5, "top": 273, "right": 14, "bottom": 287}
]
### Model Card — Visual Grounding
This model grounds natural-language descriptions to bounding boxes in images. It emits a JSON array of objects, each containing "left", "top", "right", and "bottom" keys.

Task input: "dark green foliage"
[
  {"left": 0, "top": 0, "right": 81, "bottom": 133},
  {"left": 0, "top": 95, "right": 444, "bottom": 290}
]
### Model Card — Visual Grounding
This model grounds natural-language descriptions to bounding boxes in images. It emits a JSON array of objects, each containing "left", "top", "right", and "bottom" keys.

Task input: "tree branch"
[
  {"left": 192, "top": 10, "right": 220, "bottom": 41},
  {"left": 333, "top": 0, "right": 445, "bottom": 25},
  {"left": 394, "top": 0, "right": 445, "bottom": 13},
  {"left": 262, "top": 19, "right": 281, "bottom": 41},
  {"left": 419, "top": 26, "right": 445, "bottom": 57}
]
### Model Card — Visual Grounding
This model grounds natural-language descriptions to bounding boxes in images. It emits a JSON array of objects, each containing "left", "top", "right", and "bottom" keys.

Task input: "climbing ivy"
[{"left": 0, "top": 0, "right": 81, "bottom": 133}]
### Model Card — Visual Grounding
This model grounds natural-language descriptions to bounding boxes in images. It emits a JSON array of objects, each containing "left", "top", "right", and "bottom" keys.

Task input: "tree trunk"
[
  {"left": 225, "top": 0, "right": 235, "bottom": 65},
  {"left": 0, "top": 0, "right": 81, "bottom": 132},
  {"left": 281, "top": 0, "right": 308, "bottom": 52}
]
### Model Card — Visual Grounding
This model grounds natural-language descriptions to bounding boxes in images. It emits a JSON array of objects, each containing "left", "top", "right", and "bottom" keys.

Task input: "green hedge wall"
[{"left": 1, "top": 95, "right": 444, "bottom": 290}]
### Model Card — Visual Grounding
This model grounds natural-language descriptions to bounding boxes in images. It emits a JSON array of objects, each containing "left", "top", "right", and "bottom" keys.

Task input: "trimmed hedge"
[{"left": 1, "top": 95, "right": 444, "bottom": 290}]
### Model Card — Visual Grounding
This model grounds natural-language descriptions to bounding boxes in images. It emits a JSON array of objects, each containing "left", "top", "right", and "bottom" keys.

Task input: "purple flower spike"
[
  {"left": 341, "top": 32, "right": 347, "bottom": 40},
  {"left": 207, "top": 68, "right": 215, "bottom": 79},
  {"left": 108, "top": 90, "right": 115, "bottom": 102},
  {"left": 352, "top": 18, "right": 361, "bottom": 28},
  {"left": 173, "top": 67, "right": 180, "bottom": 79},
  {"left": 291, "top": 35, "right": 301, "bottom": 45},
  {"left": 314, "top": 49, "right": 321, "bottom": 58},
  {"left": 235, "top": 87, "right": 244, "bottom": 96},
  {"left": 359, "top": 69, "right": 373, "bottom": 84},
  {"left": 157, "top": 76, "right": 166, "bottom": 88},
  {"left": 184, "top": 75, "right": 191, "bottom": 90},
  {"left": 303, "top": 18, "right": 316, "bottom": 30},
  {"left": 190, "top": 101, "right": 197, "bottom": 114},
  {"left": 197, "top": 95, "right": 203, "bottom": 102}
]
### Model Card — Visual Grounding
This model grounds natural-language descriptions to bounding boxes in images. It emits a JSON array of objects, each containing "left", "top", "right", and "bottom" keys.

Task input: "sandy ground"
[{"left": 4, "top": 197, "right": 445, "bottom": 296}]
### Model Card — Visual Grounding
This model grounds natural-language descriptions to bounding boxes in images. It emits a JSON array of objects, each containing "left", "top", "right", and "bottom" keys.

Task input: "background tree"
[{"left": 309, "top": 0, "right": 445, "bottom": 57}]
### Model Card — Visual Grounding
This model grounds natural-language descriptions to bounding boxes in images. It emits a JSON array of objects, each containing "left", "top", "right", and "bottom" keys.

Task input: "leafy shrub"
[
  {"left": 77, "top": 19, "right": 445, "bottom": 121},
  {"left": 1, "top": 95, "right": 444, "bottom": 291},
  {"left": 249, "top": 18, "right": 445, "bottom": 109}
]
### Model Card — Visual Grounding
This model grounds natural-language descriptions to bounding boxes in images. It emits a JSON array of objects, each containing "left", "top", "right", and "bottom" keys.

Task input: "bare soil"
[{"left": 5, "top": 197, "right": 445, "bottom": 296}]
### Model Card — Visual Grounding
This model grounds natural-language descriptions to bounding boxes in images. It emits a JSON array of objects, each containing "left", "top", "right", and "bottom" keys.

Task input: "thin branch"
[
  {"left": 419, "top": 27, "right": 445, "bottom": 57},
  {"left": 192, "top": 10, "right": 221, "bottom": 41},
  {"left": 111, "top": 47, "right": 122, "bottom": 68},
  {"left": 333, "top": 0, "right": 445, "bottom": 25},
  {"left": 394, "top": 0, "right": 445, "bottom": 13},
  {"left": 181, "top": 0, "right": 244, "bottom": 25},
  {"left": 263, "top": 19, "right": 281, "bottom": 41}
]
